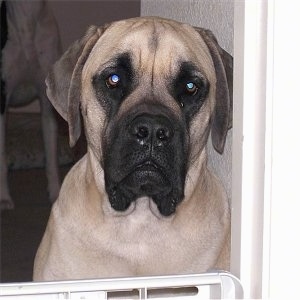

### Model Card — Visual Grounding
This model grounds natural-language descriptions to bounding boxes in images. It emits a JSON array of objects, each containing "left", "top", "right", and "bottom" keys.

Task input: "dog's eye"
[
  {"left": 106, "top": 74, "right": 120, "bottom": 88},
  {"left": 185, "top": 82, "right": 198, "bottom": 95}
]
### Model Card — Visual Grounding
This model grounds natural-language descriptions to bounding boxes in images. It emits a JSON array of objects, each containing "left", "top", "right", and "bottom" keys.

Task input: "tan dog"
[
  {"left": 0, "top": 0, "right": 61, "bottom": 209},
  {"left": 33, "top": 17, "right": 232, "bottom": 281}
]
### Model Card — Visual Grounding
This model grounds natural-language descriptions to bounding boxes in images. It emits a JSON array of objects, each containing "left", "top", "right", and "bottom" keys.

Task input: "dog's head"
[{"left": 46, "top": 17, "right": 232, "bottom": 217}]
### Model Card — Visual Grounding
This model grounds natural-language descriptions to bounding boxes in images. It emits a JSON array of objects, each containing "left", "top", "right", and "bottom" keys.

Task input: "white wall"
[{"left": 141, "top": 0, "right": 233, "bottom": 201}]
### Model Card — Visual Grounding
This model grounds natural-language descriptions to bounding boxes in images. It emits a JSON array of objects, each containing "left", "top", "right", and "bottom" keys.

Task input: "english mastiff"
[{"left": 34, "top": 17, "right": 233, "bottom": 281}]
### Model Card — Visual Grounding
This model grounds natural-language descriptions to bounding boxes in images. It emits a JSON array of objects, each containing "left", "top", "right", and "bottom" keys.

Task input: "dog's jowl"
[{"left": 34, "top": 17, "right": 233, "bottom": 281}]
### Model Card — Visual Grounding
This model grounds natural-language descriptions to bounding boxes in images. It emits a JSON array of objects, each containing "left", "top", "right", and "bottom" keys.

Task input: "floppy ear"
[
  {"left": 46, "top": 26, "right": 103, "bottom": 147},
  {"left": 194, "top": 28, "right": 233, "bottom": 154}
]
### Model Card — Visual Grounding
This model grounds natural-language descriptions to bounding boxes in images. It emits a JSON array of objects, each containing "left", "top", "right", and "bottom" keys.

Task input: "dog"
[
  {"left": 33, "top": 16, "right": 233, "bottom": 281},
  {"left": 0, "top": 0, "right": 61, "bottom": 209}
]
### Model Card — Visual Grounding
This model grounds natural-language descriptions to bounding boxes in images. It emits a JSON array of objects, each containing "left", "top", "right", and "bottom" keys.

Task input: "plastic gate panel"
[{"left": 0, "top": 272, "right": 243, "bottom": 299}]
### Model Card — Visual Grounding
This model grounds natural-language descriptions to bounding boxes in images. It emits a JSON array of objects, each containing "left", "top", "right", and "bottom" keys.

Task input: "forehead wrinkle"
[
  {"left": 149, "top": 22, "right": 159, "bottom": 89},
  {"left": 147, "top": 19, "right": 159, "bottom": 53}
]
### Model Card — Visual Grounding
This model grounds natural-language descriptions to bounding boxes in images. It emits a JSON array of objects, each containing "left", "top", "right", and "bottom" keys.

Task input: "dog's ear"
[
  {"left": 194, "top": 28, "right": 233, "bottom": 154},
  {"left": 46, "top": 26, "right": 103, "bottom": 147}
]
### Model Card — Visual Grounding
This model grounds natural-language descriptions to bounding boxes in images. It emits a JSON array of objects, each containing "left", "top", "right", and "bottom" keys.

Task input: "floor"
[
  {"left": 0, "top": 112, "right": 79, "bottom": 283},
  {"left": 0, "top": 166, "right": 70, "bottom": 283}
]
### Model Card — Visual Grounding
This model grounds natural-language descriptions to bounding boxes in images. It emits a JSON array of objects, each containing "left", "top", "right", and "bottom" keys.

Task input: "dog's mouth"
[
  {"left": 124, "top": 160, "right": 170, "bottom": 195},
  {"left": 105, "top": 159, "right": 183, "bottom": 217}
]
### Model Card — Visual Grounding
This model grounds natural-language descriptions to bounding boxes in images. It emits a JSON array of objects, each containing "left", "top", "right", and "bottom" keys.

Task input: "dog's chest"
[
  {"left": 108, "top": 202, "right": 171, "bottom": 251},
  {"left": 95, "top": 202, "right": 199, "bottom": 275},
  {"left": 106, "top": 222, "right": 176, "bottom": 274}
]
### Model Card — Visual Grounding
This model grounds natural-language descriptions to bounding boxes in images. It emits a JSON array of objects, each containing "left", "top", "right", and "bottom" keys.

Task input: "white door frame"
[{"left": 232, "top": 0, "right": 300, "bottom": 298}]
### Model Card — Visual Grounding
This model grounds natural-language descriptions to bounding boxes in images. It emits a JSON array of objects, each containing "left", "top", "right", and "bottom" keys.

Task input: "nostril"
[
  {"left": 135, "top": 125, "right": 149, "bottom": 139},
  {"left": 156, "top": 127, "right": 170, "bottom": 141}
]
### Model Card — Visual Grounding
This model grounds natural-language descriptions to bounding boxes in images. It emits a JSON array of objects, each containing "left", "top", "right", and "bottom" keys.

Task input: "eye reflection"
[
  {"left": 186, "top": 82, "right": 198, "bottom": 94},
  {"left": 106, "top": 74, "right": 120, "bottom": 88}
]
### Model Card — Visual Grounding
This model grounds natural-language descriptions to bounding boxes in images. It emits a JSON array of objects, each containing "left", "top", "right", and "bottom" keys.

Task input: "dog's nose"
[{"left": 129, "top": 114, "right": 173, "bottom": 145}]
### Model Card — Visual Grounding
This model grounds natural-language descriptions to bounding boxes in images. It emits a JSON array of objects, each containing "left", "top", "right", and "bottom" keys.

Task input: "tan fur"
[{"left": 33, "top": 17, "right": 232, "bottom": 281}]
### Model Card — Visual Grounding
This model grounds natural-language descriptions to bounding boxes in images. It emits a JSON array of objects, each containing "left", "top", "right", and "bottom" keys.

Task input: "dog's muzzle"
[{"left": 103, "top": 106, "right": 187, "bottom": 216}]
